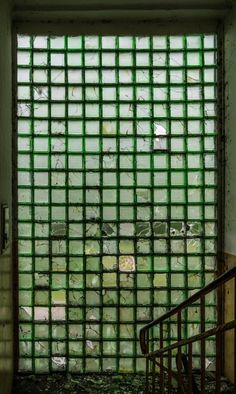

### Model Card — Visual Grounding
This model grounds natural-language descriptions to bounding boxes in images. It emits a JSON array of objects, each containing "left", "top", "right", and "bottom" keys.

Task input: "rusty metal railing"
[{"left": 140, "top": 267, "right": 236, "bottom": 393}]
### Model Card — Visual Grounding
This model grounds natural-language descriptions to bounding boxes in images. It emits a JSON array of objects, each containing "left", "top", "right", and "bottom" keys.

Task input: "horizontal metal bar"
[
  {"left": 146, "top": 319, "right": 236, "bottom": 358},
  {"left": 140, "top": 267, "right": 236, "bottom": 333}
]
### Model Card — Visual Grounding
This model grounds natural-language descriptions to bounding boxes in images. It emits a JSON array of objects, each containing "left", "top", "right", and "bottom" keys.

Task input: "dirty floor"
[
  {"left": 13, "top": 373, "right": 235, "bottom": 393},
  {"left": 13, "top": 374, "right": 147, "bottom": 394}
]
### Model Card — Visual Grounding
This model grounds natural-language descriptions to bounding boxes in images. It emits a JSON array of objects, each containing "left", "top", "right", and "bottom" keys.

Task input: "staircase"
[{"left": 140, "top": 267, "right": 236, "bottom": 393}]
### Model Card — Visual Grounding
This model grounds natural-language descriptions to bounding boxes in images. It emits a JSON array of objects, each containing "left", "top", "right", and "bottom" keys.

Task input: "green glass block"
[{"left": 17, "top": 33, "right": 217, "bottom": 373}]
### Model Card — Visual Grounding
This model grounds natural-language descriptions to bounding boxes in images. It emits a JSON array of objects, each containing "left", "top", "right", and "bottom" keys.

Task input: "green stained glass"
[{"left": 17, "top": 34, "right": 218, "bottom": 373}]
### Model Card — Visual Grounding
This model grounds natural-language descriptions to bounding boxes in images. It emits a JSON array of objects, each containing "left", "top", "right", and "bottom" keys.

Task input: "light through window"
[{"left": 17, "top": 34, "right": 217, "bottom": 373}]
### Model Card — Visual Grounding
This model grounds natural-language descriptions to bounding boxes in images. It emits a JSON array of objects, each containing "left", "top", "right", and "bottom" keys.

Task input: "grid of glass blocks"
[{"left": 17, "top": 34, "right": 218, "bottom": 373}]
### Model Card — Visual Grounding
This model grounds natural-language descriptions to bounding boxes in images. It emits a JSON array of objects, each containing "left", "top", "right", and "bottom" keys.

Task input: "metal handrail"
[
  {"left": 139, "top": 266, "right": 236, "bottom": 393},
  {"left": 140, "top": 266, "right": 236, "bottom": 353}
]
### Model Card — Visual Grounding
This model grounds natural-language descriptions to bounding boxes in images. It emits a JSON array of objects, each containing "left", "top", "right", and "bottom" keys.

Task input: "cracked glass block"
[{"left": 17, "top": 33, "right": 217, "bottom": 373}]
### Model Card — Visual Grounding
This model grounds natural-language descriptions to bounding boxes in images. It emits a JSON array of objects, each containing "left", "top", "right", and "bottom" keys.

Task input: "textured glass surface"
[{"left": 17, "top": 34, "right": 217, "bottom": 373}]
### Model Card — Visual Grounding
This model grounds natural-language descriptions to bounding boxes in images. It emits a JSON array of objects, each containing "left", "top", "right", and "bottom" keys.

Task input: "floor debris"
[{"left": 13, "top": 372, "right": 235, "bottom": 393}]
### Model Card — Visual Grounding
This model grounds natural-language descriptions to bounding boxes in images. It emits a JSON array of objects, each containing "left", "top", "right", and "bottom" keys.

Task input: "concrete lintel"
[
  {"left": 12, "top": 0, "right": 234, "bottom": 12},
  {"left": 14, "top": 19, "right": 220, "bottom": 36}
]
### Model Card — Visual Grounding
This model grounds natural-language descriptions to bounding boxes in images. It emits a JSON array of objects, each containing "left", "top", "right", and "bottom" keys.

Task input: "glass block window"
[{"left": 17, "top": 34, "right": 218, "bottom": 373}]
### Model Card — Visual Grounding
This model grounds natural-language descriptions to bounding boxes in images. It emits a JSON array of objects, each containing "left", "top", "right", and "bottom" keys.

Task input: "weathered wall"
[
  {"left": 12, "top": 0, "right": 231, "bottom": 23},
  {"left": 13, "top": 0, "right": 234, "bottom": 7},
  {"left": 224, "top": 3, "right": 236, "bottom": 383},
  {"left": 225, "top": 6, "right": 236, "bottom": 257},
  {"left": 224, "top": 254, "right": 236, "bottom": 383},
  {"left": 0, "top": 1, "right": 13, "bottom": 394}
]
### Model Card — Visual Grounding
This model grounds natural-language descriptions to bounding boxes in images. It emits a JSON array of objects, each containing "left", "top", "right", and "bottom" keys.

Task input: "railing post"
[
  {"left": 188, "top": 342, "right": 193, "bottom": 394},
  {"left": 152, "top": 357, "right": 156, "bottom": 394},
  {"left": 139, "top": 268, "right": 236, "bottom": 394},
  {"left": 216, "top": 284, "right": 222, "bottom": 394},
  {"left": 168, "top": 349, "right": 172, "bottom": 394},
  {"left": 200, "top": 295, "right": 206, "bottom": 394},
  {"left": 160, "top": 322, "right": 164, "bottom": 394},
  {"left": 215, "top": 333, "right": 222, "bottom": 393},
  {"left": 177, "top": 311, "right": 184, "bottom": 393},
  {"left": 145, "top": 330, "right": 149, "bottom": 393}
]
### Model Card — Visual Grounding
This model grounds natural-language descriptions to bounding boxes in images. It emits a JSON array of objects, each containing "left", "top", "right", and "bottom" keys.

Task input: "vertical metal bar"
[
  {"left": 177, "top": 312, "right": 181, "bottom": 393},
  {"left": 188, "top": 342, "right": 193, "bottom": 394},
  {"left": 200, "top": 295, "right": 206, "bottom": 394},
  {"left": 177, "top": 311, "right": 184, "bottom": 393},
  {"left": 152, "top": 357, "right": 156, "bottom": 394},
  {"left": 145, "top": 357, "right": 150, "bottom": 393},
  {"left": 216, "top": 286, "right": 222, "bottom": 393},
  {"left": 168, "top": 349, "right": 172, "bottom": 394},
  {"left": 215, "top": 330, "right": 222, "bottom": 393},
  {"left": 145, "top": 331, "right": 150, "bottom": 393},
  {"left": 160, "top": 322, "right": 164, "bottom": 394}
]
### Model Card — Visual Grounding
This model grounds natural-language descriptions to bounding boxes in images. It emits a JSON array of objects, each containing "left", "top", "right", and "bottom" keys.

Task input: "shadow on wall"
[
  {"left": 0, "top": 248, "right": 13, "bottom": 394},
  {"left": 224, "top": 253, "right": 236, "bottom": 384}
]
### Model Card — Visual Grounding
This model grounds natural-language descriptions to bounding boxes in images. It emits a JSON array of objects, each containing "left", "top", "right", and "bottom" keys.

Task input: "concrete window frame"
[
  {"left": 13, "top": 0, "right": 230, "bottom": 37},
  {"left": 11, "top": 0, "right": 235, "bottom": 384}
]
